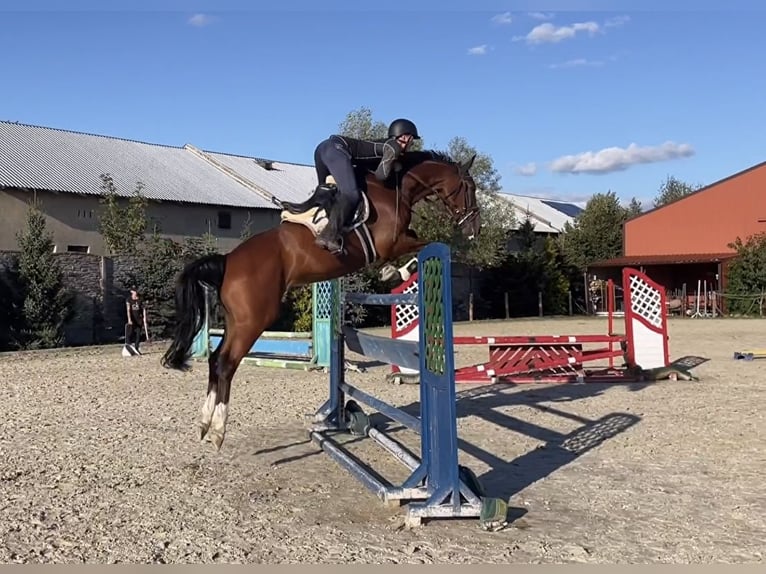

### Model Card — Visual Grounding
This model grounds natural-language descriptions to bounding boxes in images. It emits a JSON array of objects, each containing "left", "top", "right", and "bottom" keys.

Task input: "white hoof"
[
  {"left": 209, "top": 403, "right": 229, "bottom": 451},
  {"left": 199, "top": 391, "right": 216, "bottom": 440},
  {"left": 379, "top": 264, "right": 398, "bottom": 282}
]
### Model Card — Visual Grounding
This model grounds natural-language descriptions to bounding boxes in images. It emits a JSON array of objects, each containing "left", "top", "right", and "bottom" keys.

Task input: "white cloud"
[
  {"left": 605, "top": 15, "right": 630, "bottom": 27},
  {"left": 467, "top": 44, "right": 488, "bottom": 56},
  {"left": 515, "top": 15, "right": 628, "bottom": 45},
  {"left": 548, "top": 58, "right": 604, "bottom": 69},
  {"left": 528, "top": 12, "right": 555, "bottom": 20},
  {"left": 491, "top": 12, "right": 513, "bottom": 24},
  {"left": 518, "top": 21, "right": 600, "bottom": 44},
  {"left": 188, "top": 13, "right": 213, "bottom": 27},
  {"left": 514, "top": 162, "right": 538, "bottom": 176},
  {"left": 549, "top": 141, "right": 696, "bottom": 175}
]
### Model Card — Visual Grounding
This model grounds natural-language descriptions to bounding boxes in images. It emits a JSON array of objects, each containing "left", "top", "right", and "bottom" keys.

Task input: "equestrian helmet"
[{"left": 388, "top": 118, "right": 420, "bottom": 139}]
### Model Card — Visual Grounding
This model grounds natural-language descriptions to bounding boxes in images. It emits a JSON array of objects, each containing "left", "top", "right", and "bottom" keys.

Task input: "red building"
[{"left": 588, "top": 160, "right": 766, "bottom": 315}]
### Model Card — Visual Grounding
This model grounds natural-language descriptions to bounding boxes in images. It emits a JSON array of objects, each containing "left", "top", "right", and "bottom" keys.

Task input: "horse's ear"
[{"left": 460, "top": 154, "right": 476, "bottom": 173}]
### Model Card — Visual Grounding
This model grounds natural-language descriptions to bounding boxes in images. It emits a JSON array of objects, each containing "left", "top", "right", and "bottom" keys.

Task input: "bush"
[{"left": 725, "top": 233, "right": 766, "bottom": 315}]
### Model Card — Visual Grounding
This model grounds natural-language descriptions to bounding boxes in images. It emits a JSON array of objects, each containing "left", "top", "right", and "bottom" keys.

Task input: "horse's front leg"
[{"left": 378, "top": 231, "right": 430, "bottom": 282}]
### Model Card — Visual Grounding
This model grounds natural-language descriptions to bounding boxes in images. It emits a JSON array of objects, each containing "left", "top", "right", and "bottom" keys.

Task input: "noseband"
[{"left": 404, "top": 168, "right": 479, "bottom": 229}]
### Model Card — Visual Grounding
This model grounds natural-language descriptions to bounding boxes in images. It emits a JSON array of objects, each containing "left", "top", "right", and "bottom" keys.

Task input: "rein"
[{"left": 403, "top": 167, "right": 479, "bottom": 228}]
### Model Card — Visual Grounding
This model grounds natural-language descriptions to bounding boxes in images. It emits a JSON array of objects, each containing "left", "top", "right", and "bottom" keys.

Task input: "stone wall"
[
  {"left": 0, "top": 250, "right": 143, "bottom": 346},
  {"left": 0, "top": 248, "right": 483, "bottom": 348}
]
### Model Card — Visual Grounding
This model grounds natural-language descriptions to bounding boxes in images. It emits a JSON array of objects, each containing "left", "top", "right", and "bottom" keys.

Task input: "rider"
[{"left": 312, "top": 118, "right": 420, "bottom": 252}]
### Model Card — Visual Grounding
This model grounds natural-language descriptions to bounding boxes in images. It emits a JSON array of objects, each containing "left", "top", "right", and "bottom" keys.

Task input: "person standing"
[{"left": 125, "top": 286, "right": 149, "bottom": 354}]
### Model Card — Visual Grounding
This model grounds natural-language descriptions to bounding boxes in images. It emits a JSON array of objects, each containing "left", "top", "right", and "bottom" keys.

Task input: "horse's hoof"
[
  {"left": 199, "top": 423, "right": 209, "bottom": 441},
  {"left": 209, "top": 431, "right": 224, "bottom": 451}
]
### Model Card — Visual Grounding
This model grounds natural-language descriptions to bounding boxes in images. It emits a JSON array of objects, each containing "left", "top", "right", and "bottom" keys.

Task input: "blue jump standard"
[{"left": 309, "top": 242, "right": 507, "bottom": 529}]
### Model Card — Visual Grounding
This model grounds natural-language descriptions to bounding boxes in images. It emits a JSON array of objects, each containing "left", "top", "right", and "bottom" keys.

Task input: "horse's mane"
[
  {"left": 402, "top": 149, "right": 456, "bottom": 166},
  {"left": 396, "top": 149, "right": 459, "bottom": 176},
  {"left": 357, "top": 148, "right": 459, "bottom": 187}
]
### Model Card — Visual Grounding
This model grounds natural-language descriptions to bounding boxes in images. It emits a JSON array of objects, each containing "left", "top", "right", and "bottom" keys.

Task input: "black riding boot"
[
  {"left": 282, "top": 184, "right": 336, "bottom": 215},
  {"left": 315, "top": 199, "right": 346, "bottom": 253},
  {"left": 316, "top": 194, "right": 356, "bottom": 253}
]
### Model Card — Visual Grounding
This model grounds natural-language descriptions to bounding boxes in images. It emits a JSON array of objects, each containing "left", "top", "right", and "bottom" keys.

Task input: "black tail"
[{"left": 161, "top": 253, "right": 226, "bottom": 371}]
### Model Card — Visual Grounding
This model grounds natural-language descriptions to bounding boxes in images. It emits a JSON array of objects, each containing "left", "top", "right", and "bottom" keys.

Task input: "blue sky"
[{"left": 2, "top": 0, "right": 765, "bottom": 208}]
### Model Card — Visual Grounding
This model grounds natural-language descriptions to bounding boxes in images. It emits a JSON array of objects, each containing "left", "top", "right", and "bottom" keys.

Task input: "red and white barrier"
[
  {"left": 390, "top": 272, "right": 419, "bottom": 376},
  {"left": 388, "top": 267, "right": 670, "bottom": 384}
]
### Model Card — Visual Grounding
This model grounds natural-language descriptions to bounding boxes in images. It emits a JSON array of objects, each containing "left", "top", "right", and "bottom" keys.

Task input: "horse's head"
[{"left": 400, "top": 151, "right": 481, "bottom": 239}]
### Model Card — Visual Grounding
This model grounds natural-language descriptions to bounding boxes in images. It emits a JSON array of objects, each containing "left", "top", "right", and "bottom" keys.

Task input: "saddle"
[{"left": 280, "top": 176, "right": 371, "bottom": 239}]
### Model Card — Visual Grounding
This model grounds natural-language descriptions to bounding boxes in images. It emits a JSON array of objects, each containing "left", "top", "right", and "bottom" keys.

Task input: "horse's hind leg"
[
  {"left": 200, "top": 246, "right": 286, "bottom": 451},
  {"left": 206, "top": 321, "right": 269, "bottom": 451},
  {"left": 200, "top": 339, "right": 223, "bottom": 440}
]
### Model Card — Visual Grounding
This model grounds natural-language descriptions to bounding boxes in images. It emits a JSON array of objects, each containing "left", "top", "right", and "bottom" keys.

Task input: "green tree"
[
  {"left": 626, "top": 197, "right": 644, "bottom": 218},
  {"left": 0, "top": 255, "right": 24, "bottom": 351},
  {"left": 338, "top": 106, "right": 389, "bottom": 140},
  {"left": 15, "top": 200, "right": 73, "bottom": 349},
  {"left": 653, "top": 175, "right": 703, "bottom": 208},
  {"left": 540, "top": 235, "right": 572, "bottom": 314},
  {"left": 558, "top": 190, "right": 632, "bottom": 272},
  {"left": 478, "top": 217, "right": 570, "bottom": 318},
  {"left": 181, "top": 230, "right": 219, "bottom": 260},
  {"left": 239, "top": 211, "right": 255, "bottom": 241},
  {"left": 411, "top": 136, "right": 515, "bottom": 270},
  {"left": 98, "top": 173, "right": 149, "bottom": 255},
  {"left": 724, "top": 232, "right": 766, "bottom": 315},
  {"left": 123, "top": 229, "right": 184, "bottom": 339}
]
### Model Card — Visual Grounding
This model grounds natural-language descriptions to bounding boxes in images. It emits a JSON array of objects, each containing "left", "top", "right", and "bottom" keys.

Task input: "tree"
[
  {"left": 334, "top": 107, "right": 516, "bottom": 321},
  {"left": 337, "top": 106, "right": 424, "bottom": 153},
  {"left": 338, "top": 106, "right": 388, "bottom": 141},
  {"left": 123, "top": 228, "right": 184, "bottom": 339},
  {"left": 15, "top": 200, "right": 73, "bottom": 349},
  {"left": 0, "top": 255, "right": 24, "bottom": 351},
  {"left": 478, "top": 216, "right": 570, "bottom": 319},
  {"left": 626, "top": 197, "right": 644, "bottom": 218},
  {"left": 724, "top": 232, "right": 766, "bottom": 315},
  {"left": 558, "top": 190, "right": 631, "bottom": 272},
  {"left": 653, "top": 175, "right": 703, "bottom": 208},
  {"left": 411, "top": 136, "right": 515, "bottom": 270},
  {"left": 239, "top": 211, "right": 255, "bottom": 241},
  {"left": 98, "top": 173, "right": 149, "bottom": 255},
  {"left": 181, "top": 230, "right": 219, "bottom": 260}
]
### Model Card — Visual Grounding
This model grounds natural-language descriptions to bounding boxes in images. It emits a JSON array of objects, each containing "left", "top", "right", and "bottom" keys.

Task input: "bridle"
[{"left": 403, "top": 166, "right": 479, "bottom": 229}]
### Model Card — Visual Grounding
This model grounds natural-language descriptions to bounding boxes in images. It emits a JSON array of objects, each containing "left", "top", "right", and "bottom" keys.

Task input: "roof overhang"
[{"left": 588, "top": 253, "right": 737, "bottom": 268}]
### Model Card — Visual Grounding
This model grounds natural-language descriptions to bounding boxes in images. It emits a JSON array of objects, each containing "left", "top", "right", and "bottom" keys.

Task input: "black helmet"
[{"left": 388, "top": 118, "right": 420, "bottom": 139}]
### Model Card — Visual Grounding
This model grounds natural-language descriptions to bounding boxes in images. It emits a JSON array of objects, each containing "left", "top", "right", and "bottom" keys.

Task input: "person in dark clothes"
[
  {"left": 310, "top": 118, "right": 421, "bottom": 252},
  {"left": 125, "top": 286, "right": 149, "bottom": 353}
]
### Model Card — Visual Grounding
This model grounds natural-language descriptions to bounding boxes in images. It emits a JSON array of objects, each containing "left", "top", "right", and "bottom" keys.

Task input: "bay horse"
[{"left": 161, "top": 150, "right": 481, "bottom": 450}]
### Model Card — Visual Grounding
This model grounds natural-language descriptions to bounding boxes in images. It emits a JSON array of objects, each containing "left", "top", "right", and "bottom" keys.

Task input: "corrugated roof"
[
  {"left": 197, "top": 148, "right": 318, "bottom": 205},
  {"left": 588, "top": 253, "right": 737, "bottom": 267},
  {"left": 499, "top": 192, "right": 582, "bottom": 233},
  {"left": 0, "top": 121, "right": 317, "bottom": 209}
]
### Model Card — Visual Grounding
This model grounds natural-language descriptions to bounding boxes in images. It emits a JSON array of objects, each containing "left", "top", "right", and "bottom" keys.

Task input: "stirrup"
[{"left": 316, "top": 234, "right": 344, "bottom": 254}]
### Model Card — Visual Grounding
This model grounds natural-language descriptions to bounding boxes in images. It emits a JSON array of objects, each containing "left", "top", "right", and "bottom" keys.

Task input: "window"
[
  {"left": 217, "top": 211, "right": 232, "bottom": 230},
  {"left": 66, "top": 245, "right": 89, "bottom": 253}
]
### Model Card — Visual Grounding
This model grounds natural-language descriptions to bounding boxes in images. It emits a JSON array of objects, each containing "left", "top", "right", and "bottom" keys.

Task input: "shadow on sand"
[{"left": 255, "top": 374, "right": 652, "bottom": 528}]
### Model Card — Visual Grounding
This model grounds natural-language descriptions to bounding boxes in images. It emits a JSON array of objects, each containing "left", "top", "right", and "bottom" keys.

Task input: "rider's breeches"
[{"left": 314, "top": 138, "right": 360, "bottom": 221}]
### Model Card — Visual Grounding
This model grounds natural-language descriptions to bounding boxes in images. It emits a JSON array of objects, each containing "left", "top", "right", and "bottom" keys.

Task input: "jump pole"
[
  {"left": 310, "top": 242, "right": 507, "bottom": 529},
  {"left": 389, "top": 266, "right": 671, "bottom": 384},
  {"left": 190, "top": 280, "right": 334, "bottom": 370}
]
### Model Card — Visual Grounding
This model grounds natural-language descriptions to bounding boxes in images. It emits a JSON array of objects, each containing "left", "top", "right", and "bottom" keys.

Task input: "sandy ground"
[{"left": 0, "top": 315, "right": 764, "bottom": 564}]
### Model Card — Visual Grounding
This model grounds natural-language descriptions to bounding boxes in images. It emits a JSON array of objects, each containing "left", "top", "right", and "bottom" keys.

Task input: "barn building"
[
  {"left": 0, "top": 120, "right": 319, "bottom": 255},
  {"left": 588, "top": 160, "right": 766, "bottom": 315}
]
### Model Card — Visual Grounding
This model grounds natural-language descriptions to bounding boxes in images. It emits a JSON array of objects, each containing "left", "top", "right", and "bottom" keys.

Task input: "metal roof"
[
  {"left": 0, "top": 121, "right": 317, "bottom": 209},
  {"left": 499, "top": 192, "right": 583, "bottom": 233},
  {"left": 198, "top": 148, "right": 318, "bottom": 205}
]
